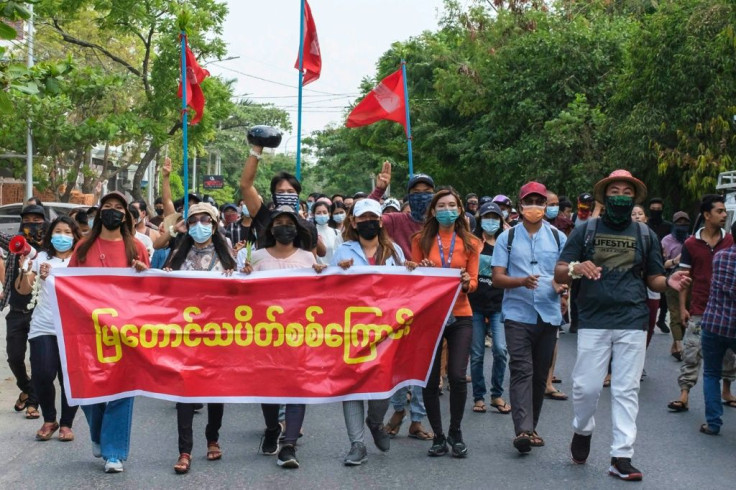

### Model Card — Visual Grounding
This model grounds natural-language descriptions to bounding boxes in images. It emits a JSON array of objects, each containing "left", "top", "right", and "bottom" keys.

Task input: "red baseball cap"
[{"left": 519, "top": 181, "right": 547, "bottom": 201}]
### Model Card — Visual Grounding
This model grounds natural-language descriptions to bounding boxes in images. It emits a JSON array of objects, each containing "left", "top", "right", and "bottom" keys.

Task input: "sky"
[{"left": 207, "top": 0, "right": 457, "bottom": 152}]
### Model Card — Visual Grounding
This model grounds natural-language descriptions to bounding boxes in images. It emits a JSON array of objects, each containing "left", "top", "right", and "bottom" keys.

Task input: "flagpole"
[
  {"left": 295, "top": 0, "right": 306, "bottom": 181},
  {"left": 180, "top": 32, "right": 190, "bottom": 218},
  {"left": 401, "top": 59, "right": 414, "bottom": 178}
]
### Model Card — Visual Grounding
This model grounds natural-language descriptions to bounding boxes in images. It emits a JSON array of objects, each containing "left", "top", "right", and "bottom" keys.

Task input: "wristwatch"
[{"left": 249, "top": 148, "right": 262, "bottom": 161}]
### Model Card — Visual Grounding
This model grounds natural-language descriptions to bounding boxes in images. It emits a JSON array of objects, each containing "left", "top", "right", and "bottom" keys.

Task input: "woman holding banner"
[
  {"left": 69, "top": 191, "right": 150, "bottom": 473},
  {"left": 18, "top": 216, "right": 82, "bottom": 442},
  {"left": 411, "top": 188, "right": 480, "bottom": 458},
  {"left": 241, "top": 205, "right": 326, "bottom": 469},
  {"left": 331, "top": 198, "right": 407, "bottom": 466},
  {"left": 164, "top": 202, "right": 236, "bottom": 474}
]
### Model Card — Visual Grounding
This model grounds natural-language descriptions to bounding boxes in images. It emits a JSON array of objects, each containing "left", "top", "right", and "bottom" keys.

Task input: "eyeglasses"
[
  {"left": 522, "top": 198, "right": 546, "bottom": 206},
  {"left": 467, "top": 200, "right": 478, "bottom": 205},
  {"left": 187, "top": 215, "right": 213, "bottom": 225}
]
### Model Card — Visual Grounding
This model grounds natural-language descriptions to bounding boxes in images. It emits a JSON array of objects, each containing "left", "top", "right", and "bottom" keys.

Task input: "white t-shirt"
[
  {"left": 250, "top": 248, "right": 316, "bottom": 272},
  {"left": 135, "top": 231, "right": 154, "bottom": 258},
  {"left": 316, "top": 223, "right": 342, "bottom": 265},
  {"left": 28, "top": 252, "right": 70, "bottom": 339}
]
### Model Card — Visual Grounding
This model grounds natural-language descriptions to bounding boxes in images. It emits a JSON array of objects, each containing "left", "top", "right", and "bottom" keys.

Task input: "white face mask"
[{"left": 333, "top": 213, "right": 346, "bottom": 224}]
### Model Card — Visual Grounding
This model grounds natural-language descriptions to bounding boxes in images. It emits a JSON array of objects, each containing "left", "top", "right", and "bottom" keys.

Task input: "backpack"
[
  {"left": 581, "top": 218, "right": 651, "bottom": 279},
  {"left": 506, "top": 223, "right": 561, "bottom": 266}
]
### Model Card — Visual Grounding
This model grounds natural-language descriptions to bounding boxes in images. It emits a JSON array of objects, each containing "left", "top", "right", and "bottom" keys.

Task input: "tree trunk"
[{"left": 132, "top": 122, "right": 181, "bottom": 201}]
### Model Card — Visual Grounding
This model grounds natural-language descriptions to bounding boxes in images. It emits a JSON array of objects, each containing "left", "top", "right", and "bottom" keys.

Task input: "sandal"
[
  {"left": 530, "top": 431, "right": 545, "bottom": 447},
  {"left": 552, "top": 376, "right": 562, "bottom": 384},
  {"left": 58, "top": 426, "right": 74, "bottom": 442},
  {"left": 35, "top": 421, "right": 59, "bottom": 441},
  {"left": 722, "top": 399, "right": 736, "bottom": 408},
  {"left": 408, "top": 422, "right": 434, "bottom": 440},
  {"left": 473, "top": 400, "right": 487, "bottom": 413},
  {"left": 513, "top": 432, "right": 531, "bottom": 454},
  {"left": 544, "top": 389, "right": 568, "bottom": 401},
  {"left": 174, "top": 453, "right": 191, "bottom": 474},
  {"left": 671, "top": 351, "right": 682, "bottom": 362},
  {"left": 206, "top": 441, "right": 222, "bottom": 460},
  {"left": 385, "top": 409, "right": 405, "bottom": 437},
  {"left": 14, "top": 392, "right": 29, "bottom": 412},
  {"left": 667, "top": 400, "right": 689, "bottom": 412},
  {"left": 699, "top": 423, "right": 719, "bottom": 436},
  {"left": 490, "top": 399, "right": 512, "bottom": 414},
  {"left": 25, "top": 405, "right": 40, "bottom": 419}
]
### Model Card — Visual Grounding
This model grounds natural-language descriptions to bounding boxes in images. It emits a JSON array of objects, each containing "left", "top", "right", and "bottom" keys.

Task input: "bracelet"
[
  {"left": 568, "top": 261, "right": 583, "bottom": 280},
  {"left": 249, "top": 148, "right": 262, "bottom": 161},
  {"left": 169, "top": 225, "right": 177, "bottom": 238}
]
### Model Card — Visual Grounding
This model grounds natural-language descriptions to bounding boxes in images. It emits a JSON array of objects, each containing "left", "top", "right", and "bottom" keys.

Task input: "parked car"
[{"left": 0, "top": 202, "right": 89, "bottom": 237}]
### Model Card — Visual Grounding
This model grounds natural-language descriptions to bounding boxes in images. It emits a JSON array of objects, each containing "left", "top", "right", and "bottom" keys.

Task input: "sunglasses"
[{"left": 187, "top": 215, "right": 213, "bottom": 225}]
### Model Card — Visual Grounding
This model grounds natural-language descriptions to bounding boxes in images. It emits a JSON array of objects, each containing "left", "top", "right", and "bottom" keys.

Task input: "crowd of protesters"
[{"left": 3, "top": 139, "right": 735, "bottom": 482}]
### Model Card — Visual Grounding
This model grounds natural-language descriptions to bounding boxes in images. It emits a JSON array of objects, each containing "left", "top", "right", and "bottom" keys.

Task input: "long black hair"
[
  {"left": 42, "top": 216, "right": 82, "bottom": 258},
  {"left": 259, "top": 212, "right": 312, "bottom": 251},
  {"left": 165, "top": 220, "right": 236, "bottom": 271},
  {"left": 329, "top": 201, "right": 347, "bottom": 229}
]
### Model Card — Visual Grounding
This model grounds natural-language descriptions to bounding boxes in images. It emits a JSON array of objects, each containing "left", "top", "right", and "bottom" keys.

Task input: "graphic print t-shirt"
[{"left": 559, "top": 219, "right": 664, "bottom": 330}]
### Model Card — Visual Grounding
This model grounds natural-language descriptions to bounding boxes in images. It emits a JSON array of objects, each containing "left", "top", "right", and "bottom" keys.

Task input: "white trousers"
[{"left": 571, "top": 329, "right": 646, "bottom": 458}]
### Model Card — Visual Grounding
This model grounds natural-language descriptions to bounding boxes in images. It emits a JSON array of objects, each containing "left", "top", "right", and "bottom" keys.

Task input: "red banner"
[{"left": 48, "top": 267, "right": 460, "bottom": 405}]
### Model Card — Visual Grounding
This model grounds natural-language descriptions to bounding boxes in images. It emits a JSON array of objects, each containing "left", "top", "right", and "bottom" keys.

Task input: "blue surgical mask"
[
  {"left": 408, "top": 192, "right": 434, "bottom": 222},
  {"left": 314, "top": 215, "right": 329, "bottom": 225},
  {"left": 435, "top": 209, "right": 459, "bottom": 226},
  {"left": 481, "top": 218, "right": 500, "bottom": 235},
  {"left": 307, "top": 201, "right": 314, "bottom": 213},
  {"left": 333, "top": 213, "right": 346, "bottom": 224},
  {"left": 88, "top": 219, "right": 95, "bottom": 228},
  {"left": 545, "top": 206, "right": 559, "bottom": 220},
  {"left": 51, "top": 234, "right": 74, "bottom": 252},
  {"left": 188, "top": 223, "right": 213, "bottom": 244},
  {"left": 241, "top": 205, "right": 250, "bottom": 218},
  {"left": 502, "top": 210, "right": 509, "bottom": 220}
]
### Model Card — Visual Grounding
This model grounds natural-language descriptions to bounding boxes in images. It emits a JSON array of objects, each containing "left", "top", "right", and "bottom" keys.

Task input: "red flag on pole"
[
  {"left": 346, "top": 68, "right": 407, "bottom": 134},
  {"left": 177, "top": 37, "right": 210, "bottom": 125},
  {"left": 295, "top": 0, "right": 321, "bottom": 86}
]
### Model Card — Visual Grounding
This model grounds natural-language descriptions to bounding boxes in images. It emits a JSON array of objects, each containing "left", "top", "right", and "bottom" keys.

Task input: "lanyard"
[{"left": 437, "top": 233, "right": 456, "bottom": 268}]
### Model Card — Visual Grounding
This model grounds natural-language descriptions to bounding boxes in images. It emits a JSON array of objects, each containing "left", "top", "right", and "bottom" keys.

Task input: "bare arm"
[
  {"left": 240, "top": 146, "right": 264, "bottom": 217},
  {"left": 492, "top": 266, "right": 535, "bottom": 289},
  {"left": 161, "top": 157, "right": 176, "bottom": 216}
]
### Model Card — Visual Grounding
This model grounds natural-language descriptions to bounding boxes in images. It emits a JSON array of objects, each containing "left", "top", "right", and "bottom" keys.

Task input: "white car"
[{"left": 0, "top": 202, "right": 89, "bottom": 237}]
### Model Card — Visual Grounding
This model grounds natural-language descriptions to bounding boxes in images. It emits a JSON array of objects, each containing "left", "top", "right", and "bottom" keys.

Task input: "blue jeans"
[
  {"left": 81, "top": 397, "right": 135, "bottom": 461},
  {"left": 390, "top": 386, "right": 426, "bottom": 422},
  {"left": 701, "top": 330, "right": 736, "bottom": 433},
  {"left": 471, "top": 311, "right": 507, "bottom": 401}
]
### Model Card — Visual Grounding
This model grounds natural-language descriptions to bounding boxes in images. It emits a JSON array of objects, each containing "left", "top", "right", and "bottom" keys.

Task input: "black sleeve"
[
  {"left": 300, "top": 218, "right": 318, "bottom": 249},
  {"left": 251, "top": 203, "right": 271, "bottom": 237},
  {"left": 646, "top": 228, "right": 665, "bottom": 276}
]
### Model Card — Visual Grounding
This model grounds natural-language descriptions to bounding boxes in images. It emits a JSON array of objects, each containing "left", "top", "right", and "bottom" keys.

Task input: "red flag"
[
  {"left": 346, "top": 68, "right": 406, "bottom": 133},
  {"left": 294, "top": 0, "right": 321, "bottom": 86},
  {"left": 177, "top": 37, "right": 210, "bottom": 125}
]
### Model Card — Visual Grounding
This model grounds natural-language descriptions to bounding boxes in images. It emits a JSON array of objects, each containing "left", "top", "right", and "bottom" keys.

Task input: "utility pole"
[{"left": 25, "top": 6, "right": 34, "bottom": 201}]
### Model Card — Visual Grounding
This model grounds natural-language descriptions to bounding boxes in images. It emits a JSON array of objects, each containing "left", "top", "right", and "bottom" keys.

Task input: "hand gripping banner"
[{"left": 48, "top": 267, "right": 460, "bottom": 405}]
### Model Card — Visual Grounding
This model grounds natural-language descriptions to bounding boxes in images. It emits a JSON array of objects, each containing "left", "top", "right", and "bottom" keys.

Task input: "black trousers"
[
  {"left": 29, "top": 335, "right": 78, "bottom": 427},
  {"left": 261, "top": 404, "right": 305, "bottom": 445},
  {"left": 176, "top": 403, "right": 224, "bottom": 455},
  {"left": 505, "top": 316, "right": 558, "bottom": 435},
  {"left": 6, "top": 309, "right": 37, "bottom": 406},
  {"left": 423, "top": 316, "right": 473, "bottom": 436}
]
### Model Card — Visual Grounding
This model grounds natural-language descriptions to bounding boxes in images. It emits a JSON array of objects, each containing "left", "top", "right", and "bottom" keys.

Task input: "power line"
[{"left": 211, "top": 63, "right": 352, "bottom": 96}]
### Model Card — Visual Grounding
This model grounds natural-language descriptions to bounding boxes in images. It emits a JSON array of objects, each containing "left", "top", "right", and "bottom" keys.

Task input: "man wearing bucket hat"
[{"left": 554, "top": 170, "right": 691, "bottom": 481}]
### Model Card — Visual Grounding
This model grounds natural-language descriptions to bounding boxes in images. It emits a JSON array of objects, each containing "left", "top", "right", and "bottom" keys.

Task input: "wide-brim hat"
[
  {"left": 593, "top": 169, "right": 647, "bottom": 204},
  {"left": 188, "top": 202, "right": 219, "bottom": 223}
]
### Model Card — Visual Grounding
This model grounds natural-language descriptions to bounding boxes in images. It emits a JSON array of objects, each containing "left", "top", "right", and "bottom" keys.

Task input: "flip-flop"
[
  {"left": 552, "top": 376, "right": 562, "bottom": 384},
  {"left": 490, "top": 400, "right": 512, "bottom": 414},
  {"left": 385, "top": 410, "right": 405, "bottom": 438},
  {"left": 473, "top": 401, "right": 487, "bottom": 413},
  {"left": 671, "top": 351, "right": 683, "bottom": 361},
  {"left": 667, "top": 400, "right": 689, "bottom": 412},
  {"left": 722, "top": 399, "right": 736, "bottom": 408},
  {"left": 544, "top": 389, "right": 568, "bottom": 401},
  {"left": 14, "top": 392, "right": 29, "bottom": 412}
]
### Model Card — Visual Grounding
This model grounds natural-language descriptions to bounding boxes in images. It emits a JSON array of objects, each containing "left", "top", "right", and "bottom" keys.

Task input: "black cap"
[
  {"left": 578, "top": 192, "right": 594, "bottom": 203},
  {"left": 478, "top": 202, "right": 503, "bottom": 218},
  {"left": 222, "top": 203, "right": 238, "bottom": 212},
  {"left": 407, "top": 174, "right": 435, "bottom": 191},
  {"left": 479, "top": 196, "right": 493, "bottom": 206},
  {"left": 20, "top": 204, "right": 45, "bottom": 218},
  {"left": 188, "top": 193, "right": 201, "bottom": 204}
]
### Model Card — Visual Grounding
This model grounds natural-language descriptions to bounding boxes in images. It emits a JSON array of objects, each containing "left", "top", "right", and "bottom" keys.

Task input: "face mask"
[
  {"left": 673, "top": 224, "right": 689, "bottom": 243},
  {"left": 88, "top": 219, "right": 95, "bottom": 228},
  {"left": 100, "top": 209, "right": 124, "bottom": 230},
  {"left": 521, "top": 205, "right": 545, "bottom": 224},
  {"left": 408, "top": 192, "right": 433, "bottom": 222},
  {"left": 224, "top": 213, "right": 239, "bottom": 225},
  {"left": 333, "top": 213, "right": 346, "bottom": 224},
  {"left": 51, "top": 234, "right": 74, "bottom": 252},
  {"left": 136, "top": 216, "right": 143, "bottom": 224},
  {"left": 577, "top": 205, "right": 591, "bottom": 221},
  {"left": 545, "top": 206, "right": 559, "bottom": 220},
  {"left": 20, "top": 222, "right": 44, "bottom": 244},
  {"left": 241, "top": 205, "right": 250, "bottom": 218},
  {"left": 272, "top": 224, "right": 298, "bottom": 244},
  {"left": 435, "top": 209, "right": 459, "bottom": 226},
  {"left": 188, "top": 223, "right": 213, "bottom": 244},
  {"left": 314, "top": 215, "right": 329, "bottom": 226},
  {"left": 356, "top": 220, "right": 381, "bottom": 240},
  {"left": 502, "top": 210, "right": 509, "bottom": 220},
  {"left": 155, "top": 208, "right": 164, "bottom": 216},
  {"left": 603, "top": 195, "right": 635, "bottom": 228},
  {"left": 307, "top": 201, "right": 314, "bottom": 213},
  {"left": 481, "top": 218, "right": 500, "bottom": 235},
  {"left": 273, "top": 193, "right": 300, "bottom": 212},
  {"left": 649, "top": 209, "right": 663, "bottom": 224}
]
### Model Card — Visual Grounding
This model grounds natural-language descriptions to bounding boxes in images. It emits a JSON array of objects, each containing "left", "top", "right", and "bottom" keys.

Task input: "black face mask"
[
  {"left": 155, "top": 208, "right": 164, "bottom": 216},
  {"left": 272, "top": 225, "right": 297, "bottom": 244},
  {"left": 356, "top": 220, "right": 381, "bottom": 240},
  {"left": 649, "top": 209, "right": 663, "bottom": 224},
  {"left": 100, "top": 209, "right": 125, "bottom": 230},
  {"left": 673, "top": 224, "right": 689, "bottom": 243},
  {"left": 602, "top": 195, "right": 634, "bottom": 230},
  {"left": 19, "top": 221, "right": 45, "bottom": 245}
]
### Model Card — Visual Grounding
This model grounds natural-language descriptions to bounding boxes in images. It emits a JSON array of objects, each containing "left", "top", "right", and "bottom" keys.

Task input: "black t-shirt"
[
  {"left": 468, "top": 241, "right": 504, "bottom": 314},
  {"left": 559, "top": 219, "right": 665, "bottom": 330},
  {"left": 224, "top": 220, "right": 257, "bottom": 245},
  {"left": 648, "top": 220, "right": 673, "bottom": 242},
  {"left": 252, "top": 203, "right": 318, "bottom": 251}
]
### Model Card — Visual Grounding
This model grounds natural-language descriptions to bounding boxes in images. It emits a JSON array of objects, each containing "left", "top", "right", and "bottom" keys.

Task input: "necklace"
[{"left": 95, "top": 240, "right": 107, "bottom": 266}]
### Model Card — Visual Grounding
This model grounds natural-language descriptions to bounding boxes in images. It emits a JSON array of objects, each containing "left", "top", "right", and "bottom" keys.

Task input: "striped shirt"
[{"left": 701, "top": 244, "right": 736, "bottom": 339}]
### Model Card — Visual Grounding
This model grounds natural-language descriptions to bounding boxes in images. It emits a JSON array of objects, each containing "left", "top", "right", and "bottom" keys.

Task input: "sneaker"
[
  {"left": 447, "top": 429, "right": 468, "bottom": 458},
  {"left": 570, "top": 433, "right": 591, "bottom": 464},
  {"left": 104, "top": 458, "right": 124, "bottom": 473},
  {"left": 609, "top": 457, "right": 643, "bottom": 481},
  {"left": 92, "top": 441, "right": 102, "bottom": 458},
  {"left": 277, "top": 444, "right": 299, "bottom": 469},
  {"left": 367, "top": 419, "right": 390, "bottom": 452},
  {"left": 261, "top": 426, "right": 281, "bottom": 455},
  {"left": 484, "top": 335, "right": 492, "bottom": 348},
  {"left": 343, "top": 442, "right": 368, "bottom": 466},
  {"left": 427, "top": 434, "right": 448, "bottom": 457}
]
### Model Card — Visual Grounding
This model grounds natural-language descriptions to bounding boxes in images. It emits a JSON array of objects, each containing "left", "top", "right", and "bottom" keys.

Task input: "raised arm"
[
  {"left": 240, "top": 145, "right": 264, "bottom": 217},
  {"left": 161, "top": 157, "right": 176, "bottom": 216},
  {"left": 368, "top": 161, "right": 391, "bottom": 201}
]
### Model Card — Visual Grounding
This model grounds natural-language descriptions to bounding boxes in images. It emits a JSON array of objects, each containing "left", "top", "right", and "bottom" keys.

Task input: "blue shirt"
[
  {"left": 702, "top": 244, "right": 736, "bottom": 339},
  {"left": 330, "top": 240, "right": 405, "bottom": 267},
  {"left": 491, "top": 222, "right": 566, "bottom": 325}
]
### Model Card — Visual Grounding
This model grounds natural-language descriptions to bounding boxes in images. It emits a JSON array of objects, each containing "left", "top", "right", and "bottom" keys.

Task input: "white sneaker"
[
  {"left": 92, "top": 442, "right": 102, "bottom": 458},
  {"left": 104, "top": 458, "right": 124, "bottom": 473}
]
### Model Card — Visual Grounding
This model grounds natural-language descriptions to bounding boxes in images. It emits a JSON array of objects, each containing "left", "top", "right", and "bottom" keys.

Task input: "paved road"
[{"left": 1, "top": 316, "right": 734, "bottom": 489}]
